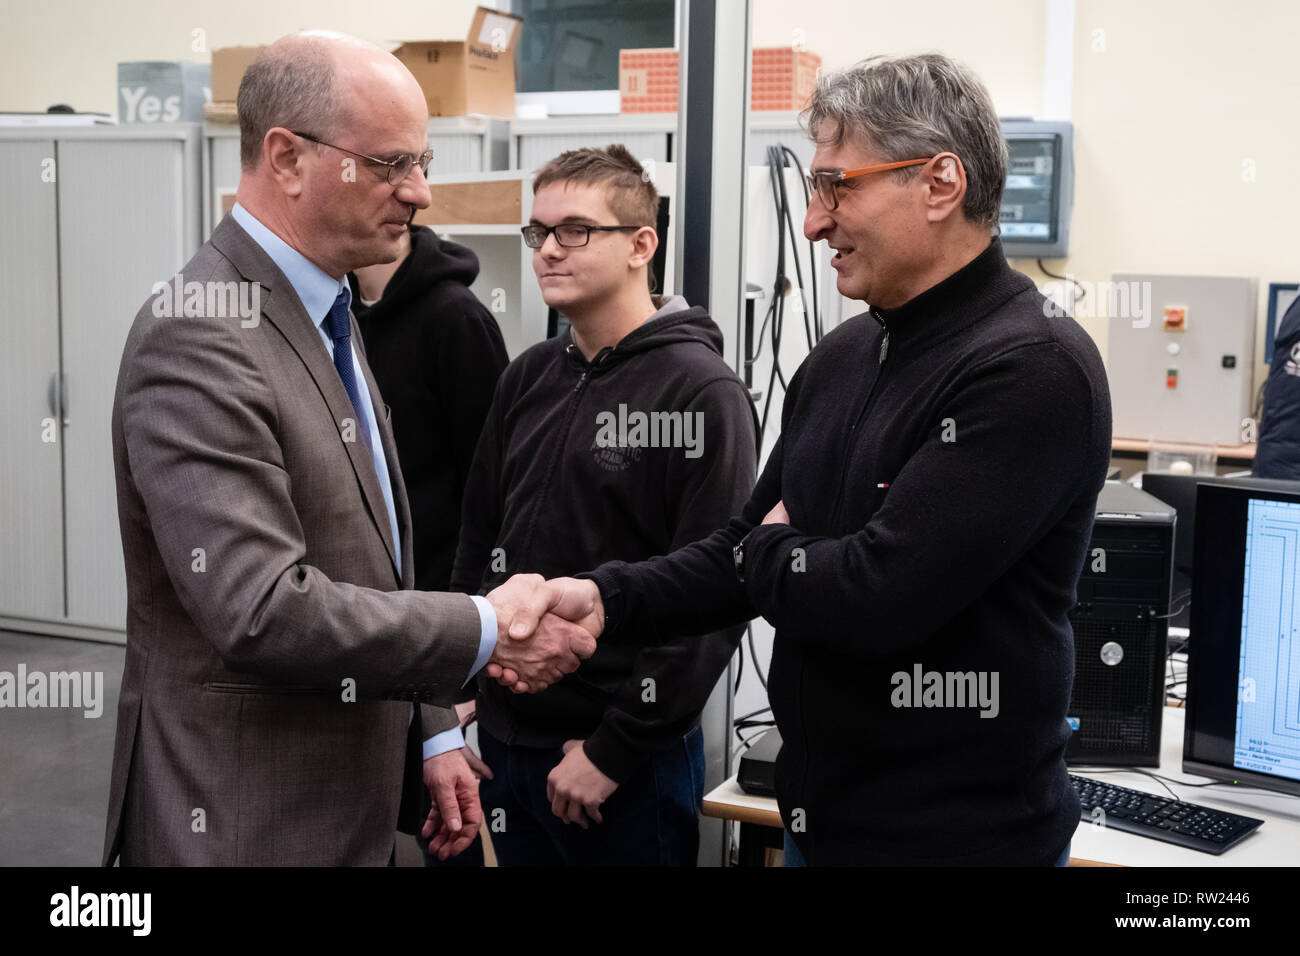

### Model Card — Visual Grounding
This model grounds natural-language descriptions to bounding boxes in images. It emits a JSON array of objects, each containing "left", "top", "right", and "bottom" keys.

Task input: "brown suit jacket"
[{"left": 103, "top": 215, "right": 482, "bottom": 865}]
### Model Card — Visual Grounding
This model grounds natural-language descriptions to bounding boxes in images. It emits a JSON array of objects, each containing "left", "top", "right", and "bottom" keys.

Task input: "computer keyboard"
[{"left": 1070, "top": 775, "right": 1264, "bottom": 855}]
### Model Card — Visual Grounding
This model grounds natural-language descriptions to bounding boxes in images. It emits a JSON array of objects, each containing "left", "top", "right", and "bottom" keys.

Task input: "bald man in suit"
[{"left": 103, "top": 32, "right": 598, "bottom": 866}]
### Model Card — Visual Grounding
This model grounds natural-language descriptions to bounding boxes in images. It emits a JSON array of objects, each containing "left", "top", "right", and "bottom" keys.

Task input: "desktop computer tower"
[{"left": 1065, "top": 482, "right": 1175, "bottom": 766}]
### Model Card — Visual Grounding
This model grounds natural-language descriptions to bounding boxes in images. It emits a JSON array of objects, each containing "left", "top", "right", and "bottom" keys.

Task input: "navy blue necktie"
[{"left": 325, "top": 290, "right": 372, "bottom": 450}]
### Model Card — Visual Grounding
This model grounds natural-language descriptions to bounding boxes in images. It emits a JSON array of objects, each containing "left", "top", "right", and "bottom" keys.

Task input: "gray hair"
[
  {"left": 237, "top": 41, "right": 343, "bottom": 169},
  {"left": 802, "top": 53, "right": 1008, "bottom": 227}
]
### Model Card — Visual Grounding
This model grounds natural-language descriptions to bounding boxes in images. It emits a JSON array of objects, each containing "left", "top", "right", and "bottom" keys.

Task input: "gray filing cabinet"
[
  {"left": 510, "top": 113, "right": 676, "bottom": 172},
  {"left": 202, "top": 117, "right": 508, "bottom": 237},
  {"left": 510, "top": 110, "right": 811, "bottom": 171},
  {"left": 0, "top": 124, "right": 202, "bottom": 642}
]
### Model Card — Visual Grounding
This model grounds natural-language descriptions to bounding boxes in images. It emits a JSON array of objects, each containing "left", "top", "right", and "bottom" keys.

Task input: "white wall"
[
  {"left": 0, "top": 0, "right": 489, "bottom": 116},
  {"left": 751, "top": 0, "right": 1047, "bottom": 118},
  {"left": 1065, "top": 0, "right": 1300, "bottom": 372}
]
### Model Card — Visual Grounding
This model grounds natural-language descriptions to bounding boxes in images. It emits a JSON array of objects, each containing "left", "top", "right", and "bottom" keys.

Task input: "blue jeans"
[
  {"left": 783, "top": 830, "right": 807, "bottom": 867},
  {"left": 784, "top": 833, "right": 1071, "bottom": 866},
  {"left": 478, "top": 726, "right": 706, "bottom": 866}
]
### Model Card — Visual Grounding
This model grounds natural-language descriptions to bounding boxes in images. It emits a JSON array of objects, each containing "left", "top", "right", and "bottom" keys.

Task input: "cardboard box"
[
  {"left": 392, "top": 6, "right": 523, "bottom": 118},
  {"left": 619, "top": 46, "right": 822, "bottom": 113},
  {"left": 618, "top": 48, "right": 679, "bottom": 114},
  {"left": 751, "top": 47, "right": 822, "bottom": 111},
  {"left": 117, "top": 61, "right": 210, "bottom": 123},
  {"left": 413, "top": 178, "right": 522, "bottom": 226},
  {"left": 210, "top": 46, "right": 266, "bottom": 106}
]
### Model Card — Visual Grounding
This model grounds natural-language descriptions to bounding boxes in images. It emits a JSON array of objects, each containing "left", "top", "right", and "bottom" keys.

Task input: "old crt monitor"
[
  {"left": 1184, "top": 481, "right": 1300, "bottom": 797},
  {"left": 998, "top": 120, "right": 1073, "bottom": 258}
]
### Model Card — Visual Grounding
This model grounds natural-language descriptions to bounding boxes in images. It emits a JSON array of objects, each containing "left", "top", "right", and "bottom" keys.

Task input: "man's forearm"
[{"left": 584, "top": 516, "right": 757, "bottom": 643}]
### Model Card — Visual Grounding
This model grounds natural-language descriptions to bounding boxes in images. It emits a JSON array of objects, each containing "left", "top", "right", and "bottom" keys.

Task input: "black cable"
[
  {"left": 751, "top": 143, "right": 825, "bottom": 448},
  {"left": 771, "top": 148, "right": 815, "bottom": 350},
  {"left": 1153, "top": 591, "right": 1192, "bottom": 620},
  {"left": 733, "top": 721, "right": 775, "bottom": 753},
  {"left": 1069, "top": 767, "right": 1181, "bottom": 802},
  {"left": 1037, "top": 257, "right": 1087, "bottom": 307},
  {"left": 781, "top": 146, "right": 821, "bottom": 343},
  {"left": 752, "top": 149, "right": 790, "bottom": 447},
  {"left": 1073, "top": 767, "right": 1293, "bottom": 799},
  {"left": 733, "top": 636, "right": 744, "bottom": 694},
  {"left": 747, "top": 623, "right": 768, "bottom": 692}
]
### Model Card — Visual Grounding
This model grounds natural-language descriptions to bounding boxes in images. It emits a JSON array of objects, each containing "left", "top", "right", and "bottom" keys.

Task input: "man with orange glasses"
[{"left": 493, "top": 53, "right": 1113, "bottom": 866}]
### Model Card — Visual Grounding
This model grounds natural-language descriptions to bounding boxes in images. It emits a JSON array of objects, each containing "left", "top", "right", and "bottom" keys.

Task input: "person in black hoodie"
[
  {"left": 349, "top": 223, "right": 509, "bottom": 866},
  {"left": 349, "top": 223, "right": 509, "bottom": 592},
  {"left": 488, "top": 55, "right": 1113, "bottom": 866},
  {"left": 452, "top": 145, "right": 757, "bottom": 865},
  {"left": 1254, "top": 295, "right": 1300, "bottom": 479}
]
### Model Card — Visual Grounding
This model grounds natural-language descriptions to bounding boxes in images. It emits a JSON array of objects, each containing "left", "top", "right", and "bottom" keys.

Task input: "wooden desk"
[
  {"left": 703, "top": 776, "right": 782, "bottom": 828},
  {"left": 701, "top": 706, "right": 1300, "bottom": 866},
  {"left": 1111, "top": 437, "right": 1256, "bottom": 461},
  {"left": 702, "top": 777, "right": 785, "bottom": 866}
]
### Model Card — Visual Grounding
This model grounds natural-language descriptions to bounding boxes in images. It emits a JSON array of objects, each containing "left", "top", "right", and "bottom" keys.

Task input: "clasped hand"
[{"left": 484, "top": 575, "right": 604, "bottom": 693}]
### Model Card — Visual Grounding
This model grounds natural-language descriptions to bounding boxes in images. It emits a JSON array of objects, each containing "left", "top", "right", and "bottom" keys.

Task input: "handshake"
[{"left": 482, "top": 575, "right": 604, "bottom": 693}]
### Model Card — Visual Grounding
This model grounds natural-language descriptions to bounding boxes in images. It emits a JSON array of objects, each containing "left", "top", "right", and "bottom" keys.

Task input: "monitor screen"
[{"left": 1185, "top": 481, "right": 1300, "bottom": 796}]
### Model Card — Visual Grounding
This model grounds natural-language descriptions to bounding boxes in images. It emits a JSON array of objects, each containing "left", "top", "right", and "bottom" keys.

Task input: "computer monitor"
[
  {"left": 1139, "top": 473, "right": 1200, "bottom": 629},
  {"left": 1184, "top": 481, "right": 1300, "bottom": 797},
  {"left": 1140, "top": 474, "right": 1300, "bottom": 632},
  {"left": 998, "top": 120, "right": 1073, "bottom": 258}
]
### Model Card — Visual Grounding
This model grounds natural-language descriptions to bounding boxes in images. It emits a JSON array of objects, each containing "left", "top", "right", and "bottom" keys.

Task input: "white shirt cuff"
[
  {"left": 422, "top": 727, "right": 466, "bottom": 761},
  {"left": 467, "top": 594, "right": 498, "bottom": 686}
]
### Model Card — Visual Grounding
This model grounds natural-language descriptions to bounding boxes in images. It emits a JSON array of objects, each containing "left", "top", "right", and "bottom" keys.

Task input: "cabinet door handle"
[{"left": 47, "top": 372, "right": 68, "bottom": 426}]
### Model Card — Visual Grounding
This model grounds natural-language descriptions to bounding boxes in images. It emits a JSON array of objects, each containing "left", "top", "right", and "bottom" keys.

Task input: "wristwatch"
[{"left": 733, "top": 540, "right": 745, "bottom": 582}]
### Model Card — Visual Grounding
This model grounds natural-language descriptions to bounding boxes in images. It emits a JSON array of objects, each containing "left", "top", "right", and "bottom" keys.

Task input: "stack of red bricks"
[{"left": 619, "top": 47, "right": 822, "bottom": 114}]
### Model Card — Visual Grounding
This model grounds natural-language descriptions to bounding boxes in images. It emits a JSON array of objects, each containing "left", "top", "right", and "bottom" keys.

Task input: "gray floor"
[
  {"left": 0, "top": 628, "right": 124, "bottom": 866},
  {"left": 0, "top": 628, "right": 432, "bottom": 866}
]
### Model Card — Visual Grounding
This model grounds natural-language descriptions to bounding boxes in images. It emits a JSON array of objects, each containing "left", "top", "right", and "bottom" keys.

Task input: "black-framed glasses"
[
  {"left": 805, "top": 157, "right": 933, "bottom": 211},
  {"left": 521, "top": 223, "right": 642, "bottom": 249},
  {"left": 291, "top": 131, "right": 433, "bottom": 186}
]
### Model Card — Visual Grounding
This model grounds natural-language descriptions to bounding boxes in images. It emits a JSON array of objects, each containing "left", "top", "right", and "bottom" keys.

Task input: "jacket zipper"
[
  {"left": 514, "top": 345, "right": 611, "bottom": 564},
  {"left": 824, "top": 310, "right": 890, "bottom": 528}
]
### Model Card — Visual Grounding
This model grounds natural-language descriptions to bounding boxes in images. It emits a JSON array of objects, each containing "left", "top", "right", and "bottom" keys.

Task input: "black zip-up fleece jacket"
[
  {"left": 586, "top": 240, "right": 1112, "bottom": 864},
  {"left": 452, "top": 297, "right": 758, "bottom": 783},
  {"left": 348, "top": 226, "right": 508, "bottom": 592}
]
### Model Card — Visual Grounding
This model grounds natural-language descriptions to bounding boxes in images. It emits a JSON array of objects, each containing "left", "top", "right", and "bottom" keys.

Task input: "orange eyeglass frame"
[{"left": 805, "top": 157, "right": 933, "bottom": 210}]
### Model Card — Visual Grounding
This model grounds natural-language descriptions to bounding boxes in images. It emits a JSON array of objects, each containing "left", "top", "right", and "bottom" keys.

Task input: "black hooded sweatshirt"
[
  {"left": 452, "top": 298, "right": 758, "bottom": 783},
  {"left": 586, "top": 240, "right": 1112, "bottom": 864},
  {"left": 348, "top": 226, "right": 508, "bottom": 592}
]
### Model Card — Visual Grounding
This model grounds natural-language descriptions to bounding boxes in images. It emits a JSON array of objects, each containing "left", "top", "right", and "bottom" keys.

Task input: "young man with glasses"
[{"left": 451, "top": 144, "right": 757, "bottom": 866}]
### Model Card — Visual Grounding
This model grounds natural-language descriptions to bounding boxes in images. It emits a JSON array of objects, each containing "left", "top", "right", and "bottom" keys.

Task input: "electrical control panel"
[{"left": 1107, "top": 274, "right": 1257, "bottom": 447}]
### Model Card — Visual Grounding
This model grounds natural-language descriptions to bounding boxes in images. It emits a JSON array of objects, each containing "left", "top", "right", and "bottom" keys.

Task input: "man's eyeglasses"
[
  {"left": 291, "top": 131, "right": 433, "bottom": 186},
  {"left": 805, "top": 157, "right": 933, "bottom": 211},
  {"left": 521, "top": 223, "right": 642, "bottom": 249}
]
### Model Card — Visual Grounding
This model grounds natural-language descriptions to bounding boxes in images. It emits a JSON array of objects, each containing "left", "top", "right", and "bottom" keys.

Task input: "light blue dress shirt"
[{"left": 231, "top": 204, "right": 496, "bottom": 759}]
